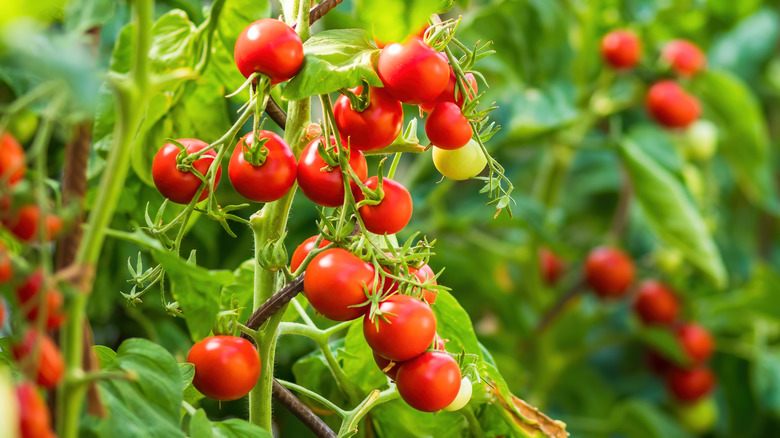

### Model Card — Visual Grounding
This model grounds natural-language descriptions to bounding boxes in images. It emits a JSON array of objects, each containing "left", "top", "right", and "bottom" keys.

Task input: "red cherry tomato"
[
  {"left": 15, "top": 270, "right": 66, "bottom": 330},
  {"left": 290, "top": 235, "right": 332, "bottom": 273},
  {"left": 187, "top": 336, "right": 261, "bottom": 401},
  {"left": 229, "top": 131, "right": 297, "bottom": 203},
  {"left": 373, "top": 351, "right": 401, "bottom": 380},
  {"left": 303, "top": 248, "right": 375, "bottom": 321},
  {"left": 16, "top": 383, "right": 56, "bottom": 438},
  {"left": 676, "top": 322, "right": 714, "bottom": 363},
  {"left": 0, "top": 243, "right": 12, "bottom": 283},
  {"left": 363, "top": 294, "right": 436, "bottom": 361},
  {"left": 425, "top": 102, "right": 472, "bottom": 150},
  {"left": 0, "top": 131, "right": 25, "bottom": 187},
  {"left": 667, "top": 366, "right": 715, "bottom": 402},
  {"left": 600, "top": 29, "right": 642, "bottom": 69},
  {"left": 12, "top": 330, "right": 64, "bottom": 389},
  {"left": 634, "top": 280, "right": 680, "bottom": 326},
  {"left": 353, "top": 177, "right": 413, "bottom": 235},
  {"left": 297, "top": 136, "right": 368, "bottom": 207},
  {"left": 662, "top": 40, "right": 706, "bottom": 77},
  {"left": 234, "top": 18, "right": 304, "bottom": 84},
  {"left": 584, "top": 246, "right": 635, "bottom": 298},
  {"left": 334, "top": 86, "right": 403, "bottom": 152},
  {"left": 1, "top": 205, "right": 62, "bottom": 242},
  {"left": 419, "top": 55, "right": 478, "bottom": 112},
  {"left": 414, "top": 264, "right": 438, "bottom": 305},
  {"left": 539, "top": 247, "right": 564, "bottom": 286},
  {"left": 152, "top": 139, "right": 222, "bottom": 204},
  {"left": 377, "top": 37, "right": 449, "bottom": 104},
  {"left": 646, "top": 81, "right": 700, "bottom": 129},
  {"left": 396, "top": 351, "right": 461, "bottom": 412}
]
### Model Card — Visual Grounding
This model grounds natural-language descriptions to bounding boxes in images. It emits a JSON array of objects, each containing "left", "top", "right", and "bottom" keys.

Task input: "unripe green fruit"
[
  {"left": 676, "top": 397, "right": 717, "bottom": 434},
  {"left": 681, "top": 120, "right": 718, "bottom": 161},
  {"left": 654, "top": 247, "right": 683, "bottom": 274}
]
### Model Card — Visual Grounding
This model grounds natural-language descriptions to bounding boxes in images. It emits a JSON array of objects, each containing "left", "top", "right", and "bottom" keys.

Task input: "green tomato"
[
  {"left": 8, "top": 108, "right": 39, "bottom": 144},
  {"left": 676, "top": 397, "right": 717, "bottom": 434},
  {"left": 654, "top": 247, "right": 683, "bottom": 274},
  {"left": 432, "top": 139, "right": 487, "bottom": 180},
  {"left": 443, "top": 377, "right": 472, "bottom": 411},
  {"left": 682, "top": 120, "right": 718, "bottom": 161}
]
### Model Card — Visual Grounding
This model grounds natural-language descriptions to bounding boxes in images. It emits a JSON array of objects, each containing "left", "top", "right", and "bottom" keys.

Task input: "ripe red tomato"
[
  {"left": 1, "top": 205, "right": 62, "bottom": 242},
  {"left": 303, "top": 248, "right": 375, "bottom": 321},
  {"left": 584, "top": 247, "right": 635, "bottom": 298},
  {"left": 634, "top": 280, "right": 680, "bottom": 326},
  {"left": 414, "top": 264, "right": 438, "bottom": 305},
  {"left": 290, "top": 235, "right": 332, "bottom": 273},
  {"left": 646, "top": 81, "right": 700, "bottom": 129},
  {"left": 12, "top": 330, "right": 64, "bottom": 389},
  {"left": 16, "top": 383, "right": 56, "bottom": 438},
  {"left": 15, "top": 270, "right": 66, "bottom": 330},
  {"left": 0, "top": 300, "right": 5, "bottom": 327},
  {"left": 600, "top": 29, "right": 642, "bottom": 69},
  {"left": 297, "top": 136, "right": 368, "bottom": 207},
  {"left": 353, "top": 177, "right": 413, "bottom": 235},
  {"left": 666, "top": 366, "right": 715, "bottom": 402},
  {"left": 0, "top": 243, "right": 12, "bottom": 283},
  {"left": 373, "top": 351, "right": 401, "bottom": 380},
  {"left": 334, "top": 86, "right": 403, "bottom": 151},
  {"left": 425, "top": 102, "right": 472, "bottom": 150},
  {"left": 234, "top": 18, "right": 304, "bottom": 84},
  {"left": 364, "top": 294, "right": 436, "bottom": 361},
  {"left": 662, "top": 40, "right": 706, "bottom": 77},
  {"left": 377, "top": 37, "right": 449, "bottom": 104},
  {"left": 396, "top": 351, "right": 461, "bottom": 412},
  {"left": 229, "top": 131, "right": 297, "bottom": 203},
  {"left": 419, "top": 55, "right": 478, "bottom": 112},
  {"left": 676, "top": 322, "right": 714, "bottom": 363},
  {"left": 0, "top": 131, "right": 25, "bottom": 187},
  {"left": 152, "top": 139, "right": 221, "bottom": 204},
  {"left": 187, "top": 336, "right": 261, "bottom": 401},
  {"left": 539, "top": 247, "right": 564, "bottom": 286}
]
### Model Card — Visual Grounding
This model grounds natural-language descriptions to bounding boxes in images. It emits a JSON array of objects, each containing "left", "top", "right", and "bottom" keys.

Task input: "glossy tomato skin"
[
  {"left": 432, "top": 138, "right": 487, "bottom": 181},
  {"left": 234, "top": 19, "right": 303, "bottom": 83},
  {"left": 646, "top": 81, "right": 700, "bottom": 129},
  {"left": 334, "top": 86, "right": 403, "bottom": 152},
  {"left": 0, "top": 243, "right": 12, "bottom": 283},
  {"left": 297, "top": 136, "right": 368, "bottom": 207},
  {"left": 634, "top": 280, "right": 680, "bottom": 326},
  {"left": 426, "top": 102, "right": 472, "bottom": 150},
  {"left": 1, "top": 205, "right": 62, "bottom": 242},
  {"left": 662, "top": 40, "right": 706, "bottom": 77},
  {"left": 16, "top": 383, "right": 56, "bottom": 438},
  {"left": 419, "top": 56, "right": 478, "bottom": 112},
  {"left": 396, "top": 351, "right": 461, "bottom": 412},
  {"left": 15, "top": 271, "right": 66, "bottom": 330},
  {"left": 152, "top": 139, "right": 221, "bottom": 204},
  {"left": 667, "top": 366, "right": 715, "bottom": 402},
  {"left": 353, "top": 177, "right": 413, "bottom": 235},
  {"left": 539, "top": 247, "right": 564, "bottom": 286},
  {"left": 584, "top": 247, "right": 635, "bottom": 298},
  {"left": 676, "top": 322, "right": 714, "bottom": 363},
  {"left": 377, "top": 37, "right": 449, "bottom": 104},
  {"left": 303, "top": 248, "right": 376, "bottom": 321},
  {"left": 290, "top": 235, "right": 331, "bottom": 273},
  {"left": 12, "top": 330, "right": 64, "bottom": 389},
  {"left": 0, "top": 131, "right": 25, "bottom": 186},
  {"left": 229, "top": 131, "right": 297, "bottom": 203},
  {"left": 373, "top": 351, "right": 401, "bottom": 380},
  {"left": 187, "top": 336, "right": 261, "bottom": 401},
  {"left": 600, "top": 30, "right": 642, "bottom": 69},
  {"left": 364, "top": 294, "right": 436, "bottom": 361}
]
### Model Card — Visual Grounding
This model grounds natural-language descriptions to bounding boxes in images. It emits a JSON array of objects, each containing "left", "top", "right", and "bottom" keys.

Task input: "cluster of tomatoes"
[
  {"left": 293, "top": 238, "right": 471, "bottom": 412},
  {"left": 582, "top": 247, "right": 716, "bottom": 403},
  {"left": 601, "top": 30, "right": 706, "bottom": 130},
  {"left": 1, "top": 131, "right": 67, "bottom": 437}
]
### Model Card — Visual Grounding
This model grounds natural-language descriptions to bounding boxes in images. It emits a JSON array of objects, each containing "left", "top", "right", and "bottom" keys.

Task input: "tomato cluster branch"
[{"left": 241, "top": 274, "right": 305, "bottom": 337}]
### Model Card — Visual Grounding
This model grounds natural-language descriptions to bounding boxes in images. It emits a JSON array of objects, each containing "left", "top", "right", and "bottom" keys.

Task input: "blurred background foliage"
[{"left": 2, "top": 0, "right": 780, "bottom": 437}]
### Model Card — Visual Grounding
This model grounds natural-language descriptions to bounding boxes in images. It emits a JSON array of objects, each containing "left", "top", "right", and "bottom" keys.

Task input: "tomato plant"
[
  {"left": 376, "top": 37, "right": 449, "bottom": 104},
  {"left": 333, "top": 86, "right": 403, "bottom": 151},
  {"left": 353, "top": 176, "right": 413, "bottom": 235}
]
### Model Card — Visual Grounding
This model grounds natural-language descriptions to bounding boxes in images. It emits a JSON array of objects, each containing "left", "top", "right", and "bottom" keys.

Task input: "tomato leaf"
[
  {"left": 282, "top": 29, "right": 382, "bottom": 101},
  {"left": 341, "top": 321, "right": 387, "bottom": 394},
  {"left": 432, "top": 290, "right": 484, "bottom": 357},
  {"left": 691, "top": 70, "right": 780, "bottom": 214},
  {"left": 610, "top": 400, "right": 693, "bottom": 438},
  {"left": 371, "top": 399, "right": 466, "bottom": 437},
  {"left": 709, "top": 8, "right": 780, "bottom": 82},
  {"left": 90, "top": 339, "right": 186, "bottom": 438},
  {"left": 619, "top": 139, "right": 727, "bottom": 288},
  {"left": 153, "top": 250, "right": 235, "bottom": 342},
  {"left": 63, "top": 0, "right": 116, "bottom": 34},
  {"left": 635, "top": 326, "right": 689, "bottom": 365}
]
